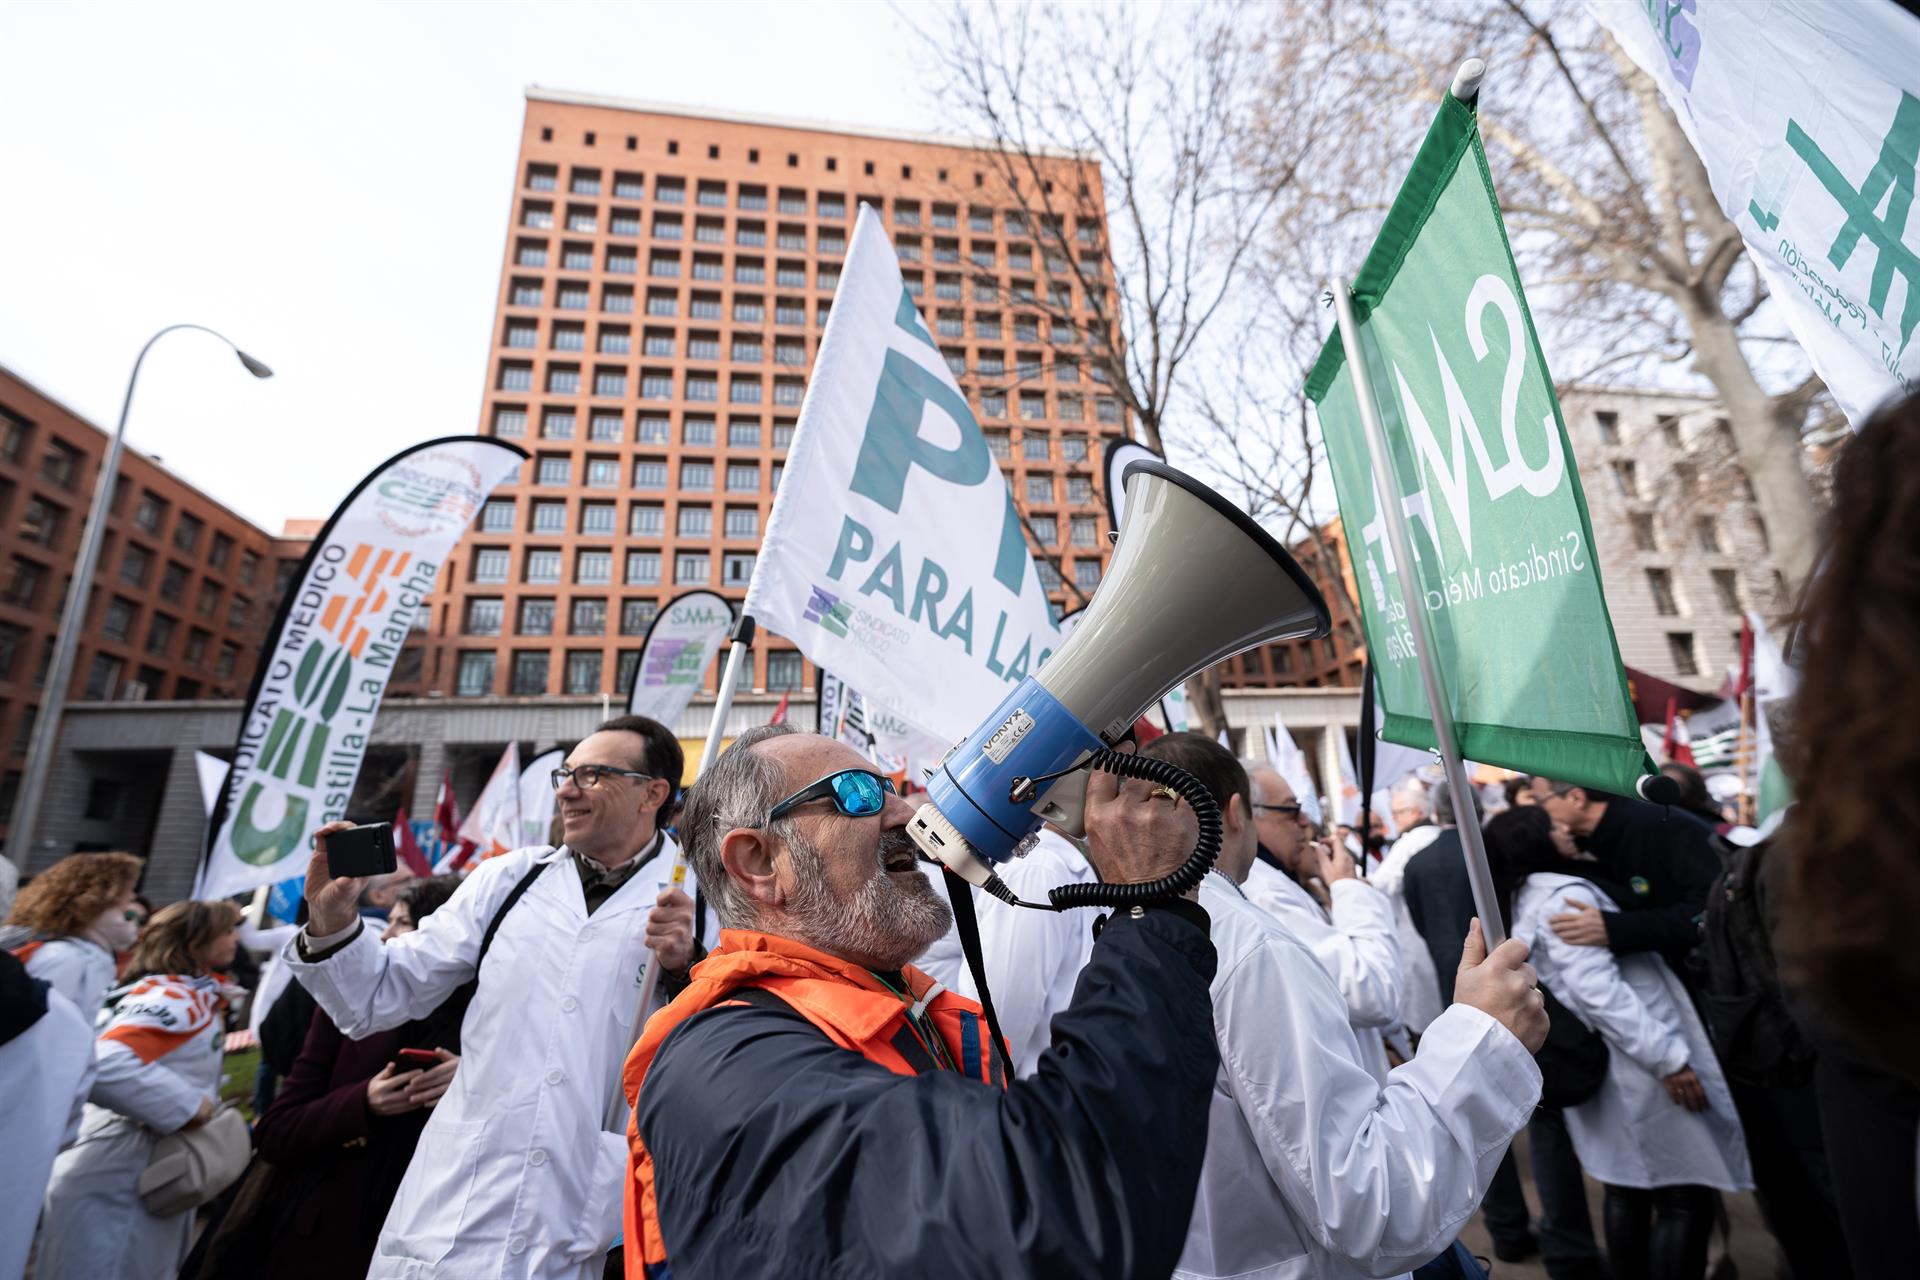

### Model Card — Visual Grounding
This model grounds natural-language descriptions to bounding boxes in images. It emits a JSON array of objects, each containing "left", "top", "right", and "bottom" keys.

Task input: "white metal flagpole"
[
  {"left": 605, "top": 615, "right": 756, "bottom": 1131},
  {"left": 1327, "top": 270, "right": 1507, "bottom": 948}
]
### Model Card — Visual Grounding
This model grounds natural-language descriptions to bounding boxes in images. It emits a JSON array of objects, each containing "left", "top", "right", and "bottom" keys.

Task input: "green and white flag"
[{"left": 1306, "top": 91, "right": 1656, "bottom": 797}]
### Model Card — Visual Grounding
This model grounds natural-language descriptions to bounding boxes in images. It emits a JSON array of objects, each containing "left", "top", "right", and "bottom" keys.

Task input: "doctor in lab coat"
[
  {"left": 984, "top": 734, "right": 1549, "bottom": 1279},
  {"left": 1239, "top": 762, "right": 1402, "bottom": 1082},
  {"left": 287, "top": 715, "right": 718, "bottom": 1280}
]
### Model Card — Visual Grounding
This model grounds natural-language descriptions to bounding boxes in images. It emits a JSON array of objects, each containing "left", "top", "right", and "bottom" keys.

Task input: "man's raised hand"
[
  {"left": 1452, "top": 919, "right": 1549, "bottom": 1052},
  {"left": 304, "top": 820, "right": 368, "bottom": 937}
]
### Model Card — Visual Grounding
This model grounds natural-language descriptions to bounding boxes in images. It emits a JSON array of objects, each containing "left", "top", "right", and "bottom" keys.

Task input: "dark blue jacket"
[{"left": 636, "top": 903, "right": 1219, "bottom": 1279}]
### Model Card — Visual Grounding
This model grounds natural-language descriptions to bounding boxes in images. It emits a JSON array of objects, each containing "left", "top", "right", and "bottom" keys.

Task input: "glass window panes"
[
  {"left": 541, "top": 410, "right": 575, "bottom": 439},
  {"left": 1022, "top": 434, "right": 1050, "bottom": 460},
  {"left": 681, "top": 461, "right": 714, "bottom": 490},
  {"left": 621, "top": 600, "right": 658, "bottom": 634},
  {"left": 724, "top": 507, "right": 759, "bottom": 538},
  {"left": 577, "top": 550, "right": 612, "bottom": 584},
  {"left": 585, "top": 458, "right": 619, "bottom": 488},
  {"left": 722, "top": 553, "right": 756, "bottom": 586},
  {"left": 1030, "top": 515, "right": 1058, "bottom": 544},
  {"left": 678, "top": 505, "right": 713, "bottom": 537},
  {"left": 986, "top": 430, "right": 1011, "bottom": 460},
  {"left": 683, "top": 417, "right": 716, "bottom": 445},
  {"left": 532, "top": 500, "right": 567, "bottom": 533},
  {"left": 767, "top": 650, "right": 804, "bottom": 691},
  {"left": 536, "top": 457, "right": 570, "bottom": 486},
  {"left": 519, "top": 598, "right": 556, "bottom": 635},
  {"left": 1070, "top": 516, "right": 1096, "bottom": 546},
  {"left": 580, "top": 502, "right": 616, "bottom": 534},
  {"left": 493, "top": 407, "right": 526, "bottom": 437},
  {"left": 728, "top": 420, "right": 761, "bottom": 448},
  {"left": 473, "top": 548, "right": 510, "bottom": 583},
  {"left": 510, "top": 650, "right": 549, "bottom": 695},
  {"left": 626, "top": 551, "right": 661, "bottom": 584},
  {"left": 589, "top": 413, "right": 623, "bottom": 441},
  {"left": 634, "top": 459, "right": 668, "bottom": 489},
  {"left": 1074, "top": 561, "right": 1100, "bottom": 591},
  {"left": 465, "top": 599, "right": 503, "bottom": 635},
  {"left": 525, "top": 550, "right": 562, "bottom": 584},
  {"left": 726, "top": 464, "right": 758, "bottom": 491},
  {"left": 630, "top": 503, "right": 665, "bottom": 535},
  {"left": 676, "top": 552, "right": 710, "bottom": 584},
  {"left": 637, "top": 416, "right": 670, "bottom": 444},
  {"left": 481, "top": 499, "right": 515, "bottom": 533},
  {"left": 1026, "top": 475, "right": 1053, "bottom": 503},
  {"left": 565, "top": 651, "right": 603, "bottom": 694},
  {"left": 571, "top": 599, "right": 607, "bottom": 635},
  {"left": 455, "top": 652, "right": 496, "bottom": 696},
  {"left": 1061, "top": 436, "right": 1089, "bottom": 462},
  {"left": 1066, "top": 476, "right": 1093, "bottom": 504}
]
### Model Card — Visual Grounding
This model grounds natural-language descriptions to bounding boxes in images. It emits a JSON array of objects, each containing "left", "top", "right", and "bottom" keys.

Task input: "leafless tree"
[
  {"left": 909, "top": 0, "right": 1354, "bottom": 734},
  {"left": 1257, "top": 0, "right": 1832, "bottom": 586}
]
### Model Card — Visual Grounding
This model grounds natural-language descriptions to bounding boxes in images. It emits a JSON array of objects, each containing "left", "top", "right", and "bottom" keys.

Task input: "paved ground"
[{"left": 1455, "top": 1129, "right": 1781, "bottom": 1279}]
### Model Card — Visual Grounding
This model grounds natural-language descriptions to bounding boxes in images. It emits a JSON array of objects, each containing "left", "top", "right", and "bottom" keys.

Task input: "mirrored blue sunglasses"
[{"left": 766, "top": 768, "right": 897, "bottom": 824}]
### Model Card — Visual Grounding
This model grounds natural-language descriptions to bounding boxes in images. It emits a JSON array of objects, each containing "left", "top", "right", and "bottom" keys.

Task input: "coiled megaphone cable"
[{"left": 973, "top": 749, "right": 1223, "bottom": 911}]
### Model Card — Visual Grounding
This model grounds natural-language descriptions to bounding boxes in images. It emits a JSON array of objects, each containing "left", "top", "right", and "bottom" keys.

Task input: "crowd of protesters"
[{"left": 1, "top": 391, "right": 1916, "bottom": 1279}]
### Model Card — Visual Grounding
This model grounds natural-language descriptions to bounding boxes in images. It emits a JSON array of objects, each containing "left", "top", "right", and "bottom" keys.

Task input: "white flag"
[
  {"left": 1268, "top": 715, "right": 1324, "bottom": 827},
  {"left": 199, "top": 436, "right": 524, "bottom": 901},
  {"left": 1590, "top": 0, "right": 1920, "bottom": 424},
  {"left": 519, "top": 748, "right": 564, "bottom": 848},
  {"left": 459, "top": 743, "right": 524, "bottom": 861},
  {"left": 1334, "top": 729, "right": 1364, "bottom": 827},
  {"left": 744, "top": 205, "right": 1062, "bottom": 742}
]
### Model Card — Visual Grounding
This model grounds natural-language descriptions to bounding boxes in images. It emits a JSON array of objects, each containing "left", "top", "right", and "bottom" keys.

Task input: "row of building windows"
[
  {"left": 452, "top": 644, "right": 807, "bottom": 698},
  {"left": 492, "top": 362, "right": 1116, "bottom": 423},
  {"left": 485, "top": 451, "right": 1099, "bottom": 505},
  {"left": 490, "top": 409, "right": 797, "bottom": 447},
  {"left": 521, "top": 164, "right": 1103, "bottom": 244},
  {"left": 462, "top": 539, "right": 1102, "bottom": 591}
]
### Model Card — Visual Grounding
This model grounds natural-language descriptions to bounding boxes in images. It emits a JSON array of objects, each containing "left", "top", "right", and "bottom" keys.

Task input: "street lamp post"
[{"left": 6, "top": 324, "right": 272, "bottom": 866}]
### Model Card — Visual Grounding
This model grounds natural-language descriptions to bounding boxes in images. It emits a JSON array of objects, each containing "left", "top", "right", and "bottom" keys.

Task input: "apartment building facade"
[
  {"left": 406, "top": 91, "right": 1126, "bottom": 706},
  {"left": 0, "top": 366, "right": 309, "bottom": 849}
]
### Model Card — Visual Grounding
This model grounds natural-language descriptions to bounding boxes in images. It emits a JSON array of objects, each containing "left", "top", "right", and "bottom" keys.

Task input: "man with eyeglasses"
[
  {"left": 286, "top": 714, "right": 714, "bottom": 1280},
  {"left": 621, "top": 724, "right": 1224, "bottom": 1279},
  {"left": 1239, "top": 759, "right": 1403, "bottom": 1083}
]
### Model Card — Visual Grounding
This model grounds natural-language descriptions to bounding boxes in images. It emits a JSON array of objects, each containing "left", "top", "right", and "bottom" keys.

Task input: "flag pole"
[
  {"left": 607, "top": 613, "right": 756, "bottom": 1131},
  {"left": 1328, "top": 267, "right": 1507, "bottom": 947}
]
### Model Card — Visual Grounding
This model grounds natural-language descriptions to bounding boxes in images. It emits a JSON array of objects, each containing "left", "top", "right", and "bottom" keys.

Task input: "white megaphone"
[{"left": 907, "top": 460, "right": 1331, "bottom": 906}]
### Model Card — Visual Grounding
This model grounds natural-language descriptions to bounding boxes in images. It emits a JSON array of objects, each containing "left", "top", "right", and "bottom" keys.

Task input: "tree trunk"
[
  {"left": 1677, "top": 293, "right": 1821, "bottom": 588},
  {"left": 1185, "top": 668, "right": 1229, "bottom": 743}
]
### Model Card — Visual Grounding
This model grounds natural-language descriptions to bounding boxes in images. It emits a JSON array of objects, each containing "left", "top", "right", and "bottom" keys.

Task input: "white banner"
[
  {"left": 459, "top": 743, "right": 523, "bottom": 862},
  {"left": 744, "top": 205, "right": 1063, "bottom": 743},
  {"left": 1591, "top": 0, "right": 1920, "bottom": 423},
  {"left": 200, "top": 437, "right": 524, "bottom": 901},
  {"left": 1267, "top": 714, "right": 1324, "bottom": 827},
  {"left": 519, "top": 748, "right": 564, "bottom": 848},
  {"left": 627, "top": 589, "right": 733, "bottom": 725}
]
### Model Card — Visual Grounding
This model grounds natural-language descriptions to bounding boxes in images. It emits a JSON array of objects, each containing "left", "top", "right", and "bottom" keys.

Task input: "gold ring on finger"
[{"left": 1150, "top": 785, "right": 1180, "bottom": 803}]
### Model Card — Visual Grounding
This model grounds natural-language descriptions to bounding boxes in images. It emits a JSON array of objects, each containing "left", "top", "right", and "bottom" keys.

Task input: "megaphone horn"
[{"left": 908, "top": 460, "right": 1332, "bottom": 901}]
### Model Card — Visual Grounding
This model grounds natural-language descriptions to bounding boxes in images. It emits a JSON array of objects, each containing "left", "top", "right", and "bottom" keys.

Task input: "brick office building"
[
  {"left": 0, "top": 366, "right": 309, "bottom": 853},
  {"left": 404, "top": 91, "right": 1127, "bottom": 712}
]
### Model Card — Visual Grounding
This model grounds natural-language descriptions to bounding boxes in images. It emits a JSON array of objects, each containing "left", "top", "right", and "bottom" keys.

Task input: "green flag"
[{"left": 1306, "top": 92, "right": 1655, "bottom": 797}]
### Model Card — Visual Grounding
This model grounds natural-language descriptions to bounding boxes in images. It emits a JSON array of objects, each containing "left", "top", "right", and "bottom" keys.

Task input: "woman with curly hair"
[
  {"left": 1, "top": 850, "right": 145, "bottom": 1023},
  {"left": 36, "top": 898, "right": 244, "bottom": 1280},
  {"left": 1773, "top": 389, "right": 1920, "bottom": 1273}
]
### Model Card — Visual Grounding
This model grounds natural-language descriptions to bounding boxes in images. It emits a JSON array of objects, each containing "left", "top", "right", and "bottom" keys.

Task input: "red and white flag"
[{"left": 393, "top": 807, "right": 433, "bottom": 878}]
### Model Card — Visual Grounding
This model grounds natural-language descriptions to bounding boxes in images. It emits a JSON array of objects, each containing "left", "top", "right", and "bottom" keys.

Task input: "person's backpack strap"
[{"left": 477, "top": 859, "right": 549, "bottom": 970}]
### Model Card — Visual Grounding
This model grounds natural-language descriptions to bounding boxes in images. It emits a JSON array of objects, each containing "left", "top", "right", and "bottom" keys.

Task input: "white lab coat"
[
  {"left": 1369, "top": 826, "right": 1446, "bottom": 1034},
  {"left": 1242, "top": 858, "right": 1402, "bottom": 1083},
  {"left": 1176, "top": 873, "right": 1541, "bottom": 1280},
  {"left": 22, "top": 935, "right": 117, "bottom": 1028},
  {"left": 1514, "top": 873, "right": 1752, "bottom": 1192},
  {"left": 0, "top": 985, "right": 93, "bottom": 1280},
  {"left": 952, "top": 829, "right": 1100, "bottom": 1077},
  {"left": 38, "top": 975, "right": 229, "bottom": 1280},
  {"left": 286, "top": 840, "right": 714, "bottom": 1280}
]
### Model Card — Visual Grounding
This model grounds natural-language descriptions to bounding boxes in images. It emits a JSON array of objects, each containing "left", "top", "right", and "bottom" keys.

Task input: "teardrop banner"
[
  {"left": 198, "top": 435, "right": 528, "bottom": 901},
  {"left": 626, "top": 589, "right": 736, "bottom": 725}
]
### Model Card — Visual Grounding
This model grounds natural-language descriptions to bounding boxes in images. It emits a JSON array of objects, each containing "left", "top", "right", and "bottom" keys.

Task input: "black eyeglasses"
[
  {"left": 1253, "top": 802, "right": 1305, "bottom": 817},
  {"left": 551, "top": 764, "right": 655, "bottom": 792},
  {"left": 767, "top": 769, "right": 897, "bottom": 824}
]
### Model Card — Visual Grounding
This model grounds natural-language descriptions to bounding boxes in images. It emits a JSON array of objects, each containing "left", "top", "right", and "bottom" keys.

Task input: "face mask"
[{"left": 95, "top": 905, "right": 142, "bottom": 952}]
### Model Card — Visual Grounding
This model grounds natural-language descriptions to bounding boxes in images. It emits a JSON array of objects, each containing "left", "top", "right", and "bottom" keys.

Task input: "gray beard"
[{"left": 779, "top": 826, "right": 953, "bottom": 971}]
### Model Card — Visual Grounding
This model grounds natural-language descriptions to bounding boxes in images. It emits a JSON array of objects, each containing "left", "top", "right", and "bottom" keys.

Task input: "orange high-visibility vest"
[{"left": 621, "top": 929, "right": 1004, "bottom": 1278}]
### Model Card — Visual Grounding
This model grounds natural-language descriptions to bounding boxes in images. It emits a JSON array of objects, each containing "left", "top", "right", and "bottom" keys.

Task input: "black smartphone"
[{"left": 326, "top": 821, "right": 396, "bottom": 878}]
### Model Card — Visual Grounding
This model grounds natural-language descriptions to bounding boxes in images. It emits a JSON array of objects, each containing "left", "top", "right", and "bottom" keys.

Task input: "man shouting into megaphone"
[{"left": 621, "top": 724, "right": 1221, "bottom": 1279}]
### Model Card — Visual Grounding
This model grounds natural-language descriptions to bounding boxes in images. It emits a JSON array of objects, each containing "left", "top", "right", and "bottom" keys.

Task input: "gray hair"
[
  {"left": 1430, "top": 777, "right": 1482, "bottom": 827},
  {"left": 1391, "top": 779, "right": 1433, "bottom": 818},
  {"left": 681, "top": 723, "right": 797, "bottom": 929}
]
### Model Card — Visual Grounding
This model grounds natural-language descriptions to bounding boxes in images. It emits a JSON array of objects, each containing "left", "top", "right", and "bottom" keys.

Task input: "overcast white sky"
[{"left": 0, "top": 0, "right": 935, "bottom": 530}]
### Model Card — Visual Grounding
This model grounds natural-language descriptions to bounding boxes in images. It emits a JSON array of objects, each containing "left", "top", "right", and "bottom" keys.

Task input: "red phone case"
[{"left": 396, "top": 1048, "right": 439, "bottom": 1068}]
